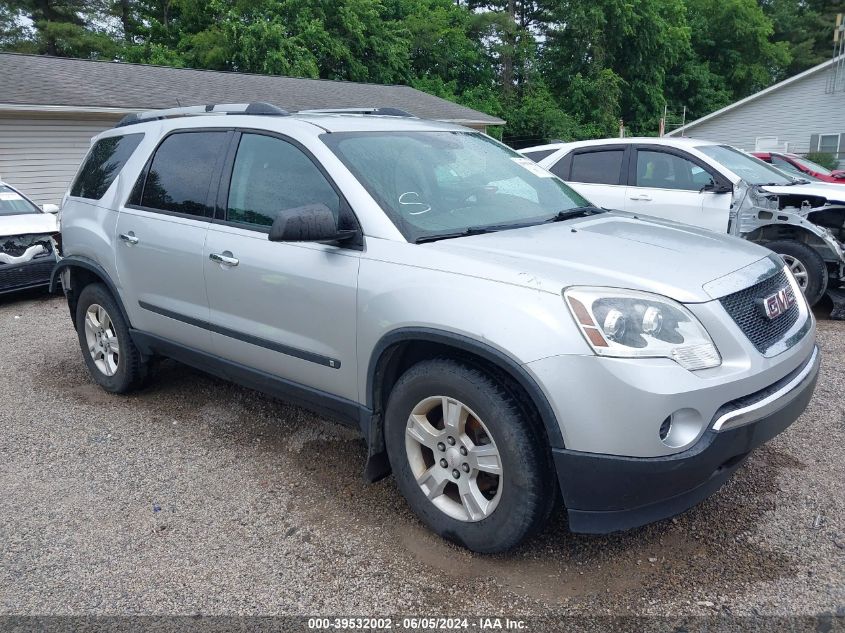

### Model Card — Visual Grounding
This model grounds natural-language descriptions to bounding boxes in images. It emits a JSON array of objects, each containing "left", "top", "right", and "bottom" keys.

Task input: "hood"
[
  {"left": 759, "top": 182, "right": 845, "bottom": 204},
  {"left": 427, "top": 213, "right": 770, "bottom": 303},
  {"left": 0, "top": 212, "right": 58, "bottom": 238}
]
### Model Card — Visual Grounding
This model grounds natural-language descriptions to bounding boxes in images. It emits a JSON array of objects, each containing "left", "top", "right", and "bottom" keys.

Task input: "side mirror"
[
  {"left": 268, "top": 203, "right": 356, "bottom": 243},
  {"left": 700, "top": 181, "right": 732, "bottom": 194},
  {"left": 42, "top": 203, "right": 60, "bottom": 214}
]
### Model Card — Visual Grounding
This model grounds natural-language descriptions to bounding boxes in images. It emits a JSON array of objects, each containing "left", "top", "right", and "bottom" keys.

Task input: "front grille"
[
  {"left": 0, "top": 257, "right": 55, "bottom": 292},
  {"left": 719, "top": 269, "right": 801, "bottom": 353}
]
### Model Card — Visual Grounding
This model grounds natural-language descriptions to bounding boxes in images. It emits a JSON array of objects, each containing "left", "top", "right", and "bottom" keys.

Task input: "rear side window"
[
  {"left": 136, "top": 131, "right": 228, "bottom": 218},
  {"left": 226, "top": 133, "right": 340, "bottom": 228},
  {"left": 70, "top": 133, "right": 143, "bottom": 199},
  {"left": 566, "top": 150, "right": 625, "bottom": 185},
  {"left": 521, "top": 149, "right": 557, "bottom": 163}
]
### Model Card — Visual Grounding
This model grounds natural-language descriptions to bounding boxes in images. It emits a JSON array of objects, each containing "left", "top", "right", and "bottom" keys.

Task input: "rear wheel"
[
  {"left": 75, "top": 283, "right": 147, "bottom": 393},
  {"left": 766, "top": 240, "right": 828, "bottom": 306},
  {"left": 384, "top": 359, "right": 556, "bottom": 553}
]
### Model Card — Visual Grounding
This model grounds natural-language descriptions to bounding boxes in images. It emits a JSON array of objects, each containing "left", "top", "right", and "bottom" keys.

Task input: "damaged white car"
[
  {"left": 519, "top": 138, "right": 845, "bottom": 310},
  {"left": 0, "top": 182, "right": 60, "bottom": 295}
]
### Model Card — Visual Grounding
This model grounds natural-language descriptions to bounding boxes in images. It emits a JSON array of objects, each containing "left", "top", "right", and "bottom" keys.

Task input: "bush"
[{"left": 805, "top": 152, "right": 839, "bottom": 171}]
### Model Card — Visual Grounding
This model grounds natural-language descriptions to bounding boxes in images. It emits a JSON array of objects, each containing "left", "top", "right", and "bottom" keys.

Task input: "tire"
[
  {"left": 384, "top": 358, "right": 556, "bottom": 553},
  {"left": 767, "top": 240, "right": 828, "bottom": 306},
  {"left": 75, "top": 283, "right": 147, "bottom": 393}
]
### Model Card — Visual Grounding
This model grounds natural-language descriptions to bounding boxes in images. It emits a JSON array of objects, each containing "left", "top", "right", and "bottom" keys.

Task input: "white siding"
[
  {"left": 0, "top": 115, "right": 120, "bottom": 205},
  {"left": 675, "top": 66, "right": 845, "bottom": 163}
]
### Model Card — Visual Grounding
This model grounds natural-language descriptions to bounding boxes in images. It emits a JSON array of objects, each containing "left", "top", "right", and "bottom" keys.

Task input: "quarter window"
[
  {"left": 70, "top": 133, "right": 143, "bottom": 200},
  {"left": 521, "top": 149, "right": 558, "bottom": 163},
  {"left": 635, "top": 150, "right": 707, "bottom": 191},
  {"left": 137, "top": 131, "right": 228, "bottom": 217},
  {"left": 226, "top": 133, "right": 340, "bottom": 229},
  {"left": 564, "top": 150, "right": 624, "bottom": 185}
]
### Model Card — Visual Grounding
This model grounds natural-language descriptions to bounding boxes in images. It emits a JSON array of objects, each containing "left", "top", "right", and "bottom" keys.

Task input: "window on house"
[{"left": 819, "top": 134, "right": 840, "bottom": 155}]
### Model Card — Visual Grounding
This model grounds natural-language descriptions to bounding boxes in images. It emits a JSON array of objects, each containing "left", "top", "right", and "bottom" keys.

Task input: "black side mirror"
[
  {"left": 700, "top": 180, "right": 732, "bottom": 194},
  {"left": 268, "top": 203, "right": 356, "bottom": 243}
]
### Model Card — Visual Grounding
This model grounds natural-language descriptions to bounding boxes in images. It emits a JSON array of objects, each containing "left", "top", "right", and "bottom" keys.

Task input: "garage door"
[{"left": 0, "top": 115, "right": 119, "bottom": 206}]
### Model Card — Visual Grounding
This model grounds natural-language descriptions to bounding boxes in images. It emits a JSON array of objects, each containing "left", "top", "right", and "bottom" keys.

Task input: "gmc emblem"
[{"left": 760, "top": 288, "right": 795, "bottom": 320}]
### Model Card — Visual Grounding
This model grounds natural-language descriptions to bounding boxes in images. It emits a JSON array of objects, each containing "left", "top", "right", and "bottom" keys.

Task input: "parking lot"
[{"left": 1, "top": 290, "right": 843, "bottom": 618}]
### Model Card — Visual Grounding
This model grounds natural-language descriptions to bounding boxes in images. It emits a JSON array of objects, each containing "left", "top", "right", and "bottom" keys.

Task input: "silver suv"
[{"left": 54, "top": 103, "right": 819, "bottom": 552}]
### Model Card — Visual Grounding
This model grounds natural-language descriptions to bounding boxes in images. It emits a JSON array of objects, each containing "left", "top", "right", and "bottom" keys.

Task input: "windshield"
[
  {"left": 0, "top": 185, "right": 41, "bottom": 216},
  {"left": 323, "top": 131, "right": 592, "bottom": 242},
  {"left": 792, "top": 156, "right": 833, "bottom": 176},
  {"left": 696, "top": 145, "right": 793, "bottom": 186},
  {"left": 770, "top": 157, "right": 819, "bottom": 181}
]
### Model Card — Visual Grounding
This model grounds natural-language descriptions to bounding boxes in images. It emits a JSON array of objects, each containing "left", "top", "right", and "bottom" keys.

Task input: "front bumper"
[
  {"left": 554, "top": 345, "right": 820, "bottom": 534},
  {"left": 0, "top": 256, "right": 55, "bottom": 294}
]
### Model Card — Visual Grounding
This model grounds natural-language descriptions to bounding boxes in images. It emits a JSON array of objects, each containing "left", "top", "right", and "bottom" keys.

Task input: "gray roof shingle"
[{"left": 0, "top": 53, "right": 504, "bottom": 125}]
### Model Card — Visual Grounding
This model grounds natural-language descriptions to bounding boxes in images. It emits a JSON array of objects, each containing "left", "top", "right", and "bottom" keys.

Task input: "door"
[
  {"left": 625, "top": 147, "right": 731, "bottom": 233},
  {"left": 204, "top": 132, "right": 361, "bottom": 401},
  {"left": 548, "top": 146, "right": 628, "bottom": 210},
  {"left": 115, "top": 130, "right": 230, "bottom": 351}
]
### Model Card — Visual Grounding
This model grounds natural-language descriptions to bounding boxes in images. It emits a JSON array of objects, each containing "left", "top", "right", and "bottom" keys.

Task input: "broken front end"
[
  {"left": 731, "top": 182, "right": 845, "bottom": 313},
  {"left": 0, "top": 233, "right": 58, "bottom": 294}
]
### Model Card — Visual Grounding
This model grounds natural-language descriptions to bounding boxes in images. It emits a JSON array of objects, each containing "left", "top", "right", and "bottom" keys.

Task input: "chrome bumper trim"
[{"left": 713, "top": 346, "right": 820, "bottom": 432}]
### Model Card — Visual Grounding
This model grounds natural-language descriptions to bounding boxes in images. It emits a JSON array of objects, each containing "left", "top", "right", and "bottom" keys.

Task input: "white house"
[
  {"left": 667, "top": 56, "right": 845, "bottom": 167},
  {"left": 0, "top": 53, "right": 504, "bottom": 205}
]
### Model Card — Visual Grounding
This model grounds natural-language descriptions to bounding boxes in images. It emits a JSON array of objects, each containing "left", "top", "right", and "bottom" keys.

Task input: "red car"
[{"left": 753, "top": 151, "right": 845, "bottom": 184}]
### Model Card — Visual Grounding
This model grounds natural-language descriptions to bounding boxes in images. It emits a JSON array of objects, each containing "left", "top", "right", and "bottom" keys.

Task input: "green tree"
[
  {"left": 542, "top": 0, "right": 690, "bottom": 135},
  {"left": 4, "top": 0, "right": 116, "bottom": 57},
  {"left": 686, "top": 0, "right": 790, "bottom": 99}
]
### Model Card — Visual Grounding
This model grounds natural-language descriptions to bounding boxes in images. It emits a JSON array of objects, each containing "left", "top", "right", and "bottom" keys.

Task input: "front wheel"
[
  {"left": 766, "top": 240, "right": 828, "bottom": 306},
  {"left": 75, "top": 283, "right": 148, "bottom": 393},
  {"left": 384, "top": 359, "right": 556, "bottom": 553}
]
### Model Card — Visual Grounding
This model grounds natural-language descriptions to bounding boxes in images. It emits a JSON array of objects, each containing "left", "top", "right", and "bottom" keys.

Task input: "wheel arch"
[
  {"left": 51, "top": 256, "right": 132, "bottom": 327},
  {"left": 362, "top": 328, "right": 565, "bottom": 482},
  {"left": 745, "top": 224, "right": 839, "bottom": 262}
]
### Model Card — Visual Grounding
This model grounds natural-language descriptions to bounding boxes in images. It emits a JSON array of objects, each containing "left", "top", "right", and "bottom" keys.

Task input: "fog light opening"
[
  {"left": 659, "top": 408, "right": 704, "bottom": 449},
  {"left": 659, "top": 416, "right": 672, "bottom": 441}
]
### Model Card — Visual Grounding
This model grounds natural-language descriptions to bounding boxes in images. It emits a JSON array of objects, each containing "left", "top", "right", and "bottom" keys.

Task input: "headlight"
[{"left": 564, "top": 287, "right": 721, "bottom": 371}]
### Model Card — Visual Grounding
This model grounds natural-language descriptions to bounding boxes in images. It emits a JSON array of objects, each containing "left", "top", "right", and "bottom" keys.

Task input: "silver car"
[{"left": 54, "top": 104, "right": 819, "bottom": 552}]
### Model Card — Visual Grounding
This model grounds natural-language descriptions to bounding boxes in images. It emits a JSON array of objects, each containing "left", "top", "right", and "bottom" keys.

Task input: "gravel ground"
[{"left": 0, "top": 290, "right": 843, "bottom": 620}]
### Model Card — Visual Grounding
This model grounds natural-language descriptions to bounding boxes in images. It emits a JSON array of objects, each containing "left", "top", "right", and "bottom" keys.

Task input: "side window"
[
  {"left": 521, "top": 149, "right": 557, "bottom": 163},
  {"left": 565, "top": 150, "right": 624, "bottom": 185},
  {"left": 70, "top": 133, "right": 143, "bottom": 200},
  {"left": 771, "top": 156, "right": 792, "bottom": 170},
  {"left": 136, "top": 131, "right": 228, "bottom": 217},
  {"left": 635, "top": 150, "right": 706, "bottom": 191},
  {"left": 226, "top": 133, "right": 340, "bottom": 229}
]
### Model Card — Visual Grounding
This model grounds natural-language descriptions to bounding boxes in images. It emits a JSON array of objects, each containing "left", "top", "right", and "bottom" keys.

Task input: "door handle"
[
  {"left": 209, "top": 252, "right": 239, "bottom": 267},
  {"left": 119, "top": 232, "right": 139, "bottom": 245},
  {"left": 629, "top": 195, "right": 652, "bottom": 201}
]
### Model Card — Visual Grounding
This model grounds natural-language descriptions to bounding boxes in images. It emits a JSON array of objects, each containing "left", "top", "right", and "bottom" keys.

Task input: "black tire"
[
  {"left": 75, "top": 283, "right": 147, "bottom": 393},
  {"left": 766, "top": 240, "right": 828, "bottom": 306},
  {"left": 384, "top": 358, "right": 556, "bottom": 553}
]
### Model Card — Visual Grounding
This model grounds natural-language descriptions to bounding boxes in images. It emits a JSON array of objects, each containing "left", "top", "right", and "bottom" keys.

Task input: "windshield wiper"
[
  {"left": 415, "top": 226, "right": 497, "bottom": 243},
  {"left": 544, "top": 205, "right": 605, "bottom": 222}
]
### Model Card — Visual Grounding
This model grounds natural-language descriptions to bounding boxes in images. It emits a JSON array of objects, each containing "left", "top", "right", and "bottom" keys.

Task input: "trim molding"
[{"left": 138, "top": 300, "right": 341, "bottom": 369}]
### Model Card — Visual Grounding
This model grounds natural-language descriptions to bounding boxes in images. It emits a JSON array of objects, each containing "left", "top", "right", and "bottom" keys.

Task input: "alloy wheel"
[
  {"left": 781, "top": 254, "right": 808, "bottom": 291},
  {"left": 84, "top": 303, "right": 120, "bottom": 376},
  {"left": 404, "top": 395, "right": 503, "bottom": 522}
]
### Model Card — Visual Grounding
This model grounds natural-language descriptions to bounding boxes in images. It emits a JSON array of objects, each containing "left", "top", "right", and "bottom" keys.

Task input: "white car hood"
[
  {"left": 759, "top": 182, "right": 845, "bottom": 204},
  {"left": 428, "top": 213, "right": 771, "bottom": 303},
  {"left": 0, "top": 213, "right": 58, "bottom": 238}
]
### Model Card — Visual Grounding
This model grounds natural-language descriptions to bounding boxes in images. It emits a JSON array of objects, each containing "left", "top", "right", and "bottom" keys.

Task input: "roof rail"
[
  {"left": 295, "top": 107, "right": 415, "bottom": 118},
  {"left": 115, "top": 102, "right": 289, "bottom": 128}
]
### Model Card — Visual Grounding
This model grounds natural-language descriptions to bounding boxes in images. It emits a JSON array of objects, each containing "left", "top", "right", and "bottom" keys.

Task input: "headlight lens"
[{"left": 564, "top": 287, "right": 721, "bottom": 370}]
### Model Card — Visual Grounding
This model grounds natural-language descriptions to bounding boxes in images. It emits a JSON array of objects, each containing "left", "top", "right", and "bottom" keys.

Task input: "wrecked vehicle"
[
  {"left": 0, "top": 182, "right": 60, "bottom": 295},
  {"left": 519, "top": 138, "right": 845, "bottom": 308}
]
